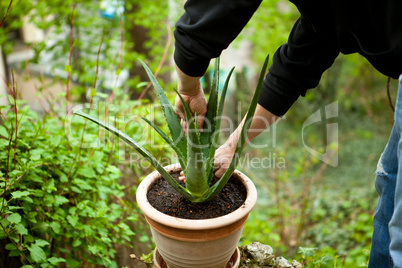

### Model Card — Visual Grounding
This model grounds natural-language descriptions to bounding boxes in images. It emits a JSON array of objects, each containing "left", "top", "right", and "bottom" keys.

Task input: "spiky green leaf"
[
  {"left": 73, "top": 110, "right": 196, "bottom": 201},
  {"left": 200, "top": 58, "right": 220, "bottom": 158},
  {"left": 141, "top": 117, "right": 186, "bottom": 170},
  {"left": 174, "top": 90, "right": 208, "bottom": 197},
  {"left": 205, "top": 67, "right": 235, "bottom": 183},
  {"left": 138, "top": 59, "right": 187, "bottom": 163},
  {"left": 199, "top": 55, "right": 269, "bottom": 202}
]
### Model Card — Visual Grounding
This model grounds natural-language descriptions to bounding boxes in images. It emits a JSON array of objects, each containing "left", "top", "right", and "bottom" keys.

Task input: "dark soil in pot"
[{"left": 147, "top": 171, "right": 247, "bottom": 219}]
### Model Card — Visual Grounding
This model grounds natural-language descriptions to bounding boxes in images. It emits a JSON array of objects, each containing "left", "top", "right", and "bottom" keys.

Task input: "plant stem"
[
  {"left": 66, "top": 1, "right": 76, "bottom": 114},
  {"left": 0, "top": 0, "right": 13, "bottom": 28},
  {"left": 11, "top": 71, "right": 17, "bottom": 170}
]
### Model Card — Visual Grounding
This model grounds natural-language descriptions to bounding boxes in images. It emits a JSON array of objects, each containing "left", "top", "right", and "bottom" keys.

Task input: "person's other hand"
[
  {"left": 213, "top": 138, "right": 236, "bottom": 178},
  {"left": 178, "top": 130, "right": 238, "bottom": 183}
]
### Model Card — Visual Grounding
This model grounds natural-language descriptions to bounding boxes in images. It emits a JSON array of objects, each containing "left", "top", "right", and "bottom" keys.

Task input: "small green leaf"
[
  {"left": 90, "top": 87, "right": 96, "bottom": 97},
  {"left": 73, "top": 178, "right": 93, "bottom": 190},
  {"left": 88, "top": 245, "right": 99, "bottom": 254},
  {"left": 9, "top": 249, "right": 20, "bottom": 256},
  {"left": 0, "top": 125, "right": 9, "bottom": 138},
  {"left": 50, "top": 136, "right": 61, "bottom": 147},
  {"left": 30, "top": 148, "right": 44, "bottom": 161},
  {"left": 7, "top": 213, "right": 21, "bottom": 224},
  {"left": 72, "top": 239, "right": 81, "bottom": 247},
  {"left": 0, "top": 139, "right": 9, "bottom": 148},
  {"left": 64, "top": 64, "right": 72, "bottom": 73},
  {"left": 21, "top": 265, "right": 34, "bottom": 268},
  {"left": 76, "top": 166, "right": 96, "bottom": 178},
  {"left": 136, "top": 81, "right": 148, "bottom": 88},
  {"left": 35, "top": 239, "right": 50, "bottom": 247},
  {"left": 54, "top": 196, "right": 69, "bottom": 206},
  {"left": 15, "top": 223, "right": 28, "bottom": 235},
  {"left": 67, "top": 215, "right": 78, "bottom": 227},
  {"left": 50, "top": 222, "right": 61, "bottom": 234},
  {"left": 7, "top": 95, "right": 15, "bottom": 105},
  {"left": 29, "top": 244, "right": 47, "bottom": 263},
  {"left": 11, "top": 191, "right": 30, "bottom": 199},
  {"left": 48, "top": 257, "right": 66, "bottom": 265},
  {"left": 115, "top": 68, "right": 121, "bottom": 75},
  {"left": 0, "top": 226, "right": 6, "bottom": 239},
  {"left": 5, "top": 243, "right": 16, "bottom": 250},
  {"left": 298, "top": 247, "right": 317, "bottom": 258},
  {"left": 92, "top": 150, "right": 104, "bottom": 166}
]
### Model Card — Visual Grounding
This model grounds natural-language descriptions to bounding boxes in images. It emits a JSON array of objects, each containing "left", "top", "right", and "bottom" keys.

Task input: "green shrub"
[{"left": 0, "top": 97, "right": 141, "bottom": 267}]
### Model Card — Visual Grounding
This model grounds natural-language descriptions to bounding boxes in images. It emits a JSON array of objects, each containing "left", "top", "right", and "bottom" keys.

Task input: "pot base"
[{"left": 153, "top": 246, "right": 240, "bottom": 268}]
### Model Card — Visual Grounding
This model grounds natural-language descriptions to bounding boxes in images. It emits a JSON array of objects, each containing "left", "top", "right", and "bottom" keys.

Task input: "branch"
[
  {"left": 65, "top": 1, "right": 76, "bottom": 114},
  {"left": 0, "top": 0, "right": 13, "bottom": 28}
]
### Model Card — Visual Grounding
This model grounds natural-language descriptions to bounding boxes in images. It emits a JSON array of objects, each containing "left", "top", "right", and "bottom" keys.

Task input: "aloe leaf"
[
  {"left": 174, "top": 89, "right": 208, "bottom": 198},
  {"left": 200, "top": 58, "right": 220, "bottom": 158},
  {"left": 138, "top": 59, "right": 187, "bottom": 163},
  {"left": 198, "top": 55, "right": 270, "bottom": 203},
  {"left": 141, "top": 117, "right": 186, "bottom": 170},
  {"left": 205, "top": 67, "right": 235, "bottom": 184},
  {"left": 73, "top": 110, "right": 196, "bottom": 201}
]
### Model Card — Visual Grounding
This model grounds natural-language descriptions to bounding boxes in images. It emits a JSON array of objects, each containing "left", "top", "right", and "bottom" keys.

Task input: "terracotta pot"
[
  {"left": 153, "top": 247, "right": 240, "bottom": 268},
  {"left": 136, "top": 164, "right": 257, "bottom": 268}
]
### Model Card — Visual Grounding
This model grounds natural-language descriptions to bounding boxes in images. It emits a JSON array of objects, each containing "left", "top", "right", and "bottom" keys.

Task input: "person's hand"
[
  {"left": 174, "top": 63, "right": 207, "bottom": 133},
  {"left": 174, "top": 88, "right": 207, "bottom": 133},
  {"left": 213, "top": 137, "right": 237, "bottom": 178}
]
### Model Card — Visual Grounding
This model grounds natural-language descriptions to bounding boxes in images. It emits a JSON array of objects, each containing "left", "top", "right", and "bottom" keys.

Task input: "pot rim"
[{"left": 136, "top": 163, "right": 257, "bottom": 230}]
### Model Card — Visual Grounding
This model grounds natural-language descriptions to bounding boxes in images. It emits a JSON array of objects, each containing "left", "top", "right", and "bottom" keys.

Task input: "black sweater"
[{"left": 174, "top": 0, "right": 402, "bottom": 116}]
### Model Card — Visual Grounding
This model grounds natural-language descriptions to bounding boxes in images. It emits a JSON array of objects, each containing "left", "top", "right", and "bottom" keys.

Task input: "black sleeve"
[
  {"left": 174, "top": 0, "right": 262, "bottom": 77},
  {"left": 259, "top": 17, "right": 340, "bottom": 116}
]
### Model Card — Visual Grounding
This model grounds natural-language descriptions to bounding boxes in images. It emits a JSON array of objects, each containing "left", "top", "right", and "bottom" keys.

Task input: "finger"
[
  {"left": 215, "top": 167, "right": 225, "bottom": 178},
  {"left": 182, "top": 120, "right": 187, "bottom": 135},
  {"left": 197, "top": 115, "right": 205, "bottom": 133},
  {"left": 213, "top": 160, "right": 221, "bottom": 171},
  {"left": 178, "top": 175, "right": 186, "bottom": 183}
]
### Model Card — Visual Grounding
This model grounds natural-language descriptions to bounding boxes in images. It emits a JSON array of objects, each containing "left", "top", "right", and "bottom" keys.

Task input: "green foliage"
[
  {"left": 0, "top": 97, "right": 141, "bottom": 266},
  {"left": 239, "top": 110, "right": 382, "bottom": 267},
  {"left": 0, "top": 0, "right": 172, "bottom": 100}
]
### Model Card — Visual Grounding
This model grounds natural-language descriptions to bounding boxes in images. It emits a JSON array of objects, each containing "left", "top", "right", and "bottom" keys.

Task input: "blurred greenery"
[{"left": 0, "top": 0, "right": 399, "bottom": 267}]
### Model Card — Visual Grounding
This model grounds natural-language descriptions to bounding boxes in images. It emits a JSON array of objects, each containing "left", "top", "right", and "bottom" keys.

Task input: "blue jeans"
[{"left": 369, "top": 75, "right": 402, "bottom": 268}]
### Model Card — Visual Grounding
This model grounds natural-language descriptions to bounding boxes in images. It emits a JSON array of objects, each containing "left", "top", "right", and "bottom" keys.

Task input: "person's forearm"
[
  {"left": 175, "top": 63, "right": 202, "bottom": 95},
  {"left": 227, "top": 104, "right": 279, "bottom": 148}
]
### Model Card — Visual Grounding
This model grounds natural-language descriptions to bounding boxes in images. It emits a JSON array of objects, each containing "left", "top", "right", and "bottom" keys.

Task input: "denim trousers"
[{"left": 369, "top": 75, "right": 402, "bottom": 268}]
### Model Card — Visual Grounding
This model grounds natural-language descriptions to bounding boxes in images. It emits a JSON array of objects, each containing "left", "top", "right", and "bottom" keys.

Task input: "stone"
[
  {"left": 245, "top": 242, "right": 275, "bottom": 266},
  {"left": 273, "top": 256, "right": 292, "bottom": 268},
  {"left": 291, "top": 259, "right": 303, "bottom": 268}
]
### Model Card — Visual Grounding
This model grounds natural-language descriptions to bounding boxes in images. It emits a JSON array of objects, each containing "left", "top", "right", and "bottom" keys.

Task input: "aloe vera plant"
[{"left": 74, "top": 55, "right": 269, "bottom": 203}]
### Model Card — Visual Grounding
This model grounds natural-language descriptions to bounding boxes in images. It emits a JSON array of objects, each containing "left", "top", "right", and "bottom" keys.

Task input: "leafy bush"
[{"left": 0, "top": 94, "right": 147, "bottom": 267}]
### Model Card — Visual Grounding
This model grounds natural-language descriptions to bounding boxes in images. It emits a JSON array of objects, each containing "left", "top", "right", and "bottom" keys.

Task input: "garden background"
[{"left": 0, "top": 0, "right": 397, "bottom": 267}]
